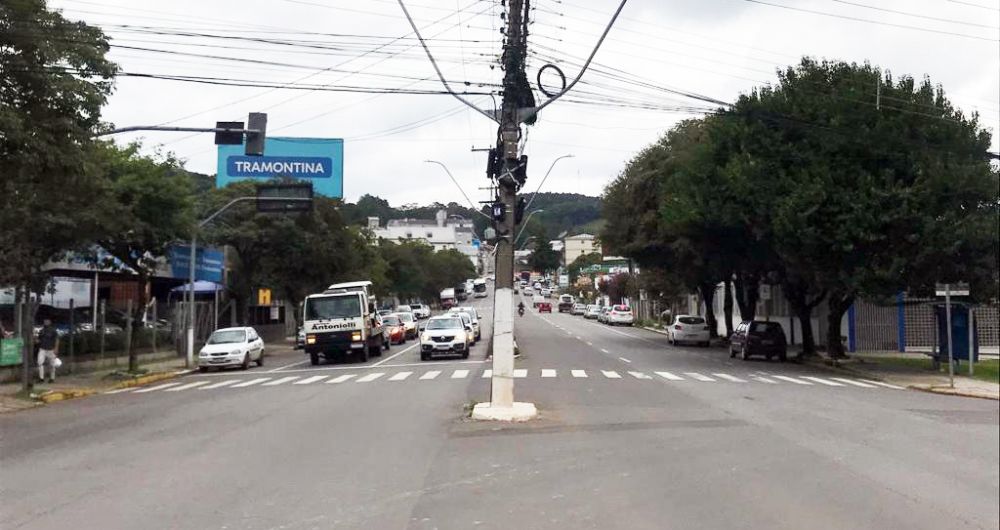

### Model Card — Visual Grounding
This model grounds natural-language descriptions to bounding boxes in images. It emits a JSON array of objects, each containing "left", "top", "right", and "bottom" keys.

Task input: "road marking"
[
  {"left": 801, "top": 376, "right": 844, "bottom": 386},
  {"left": 480, "top": 369, "right": 492, "bottom": 378},
  {"left": 327, "top": 374, "right": 357, "bottom": 384},
  {"left": 104, "top": 387, "right": 136, "bottom": 394},
  {"left": 571, "top": 370, "right": 588, "bottom": 378},
  {"left": 628, "top": 371, "right": 652, "bottom": 379},
  {"left": 772, "top": 375, "right": 812, "bottom": 385},
  {"left": 541, "top": 369, "right": 557, "bottom": 378},
  {"left": 600, "top": 348, "right": 610, "bottom": 354},
  {"left": 201, "top": 379, "right": 241, "bottom": 389},
  {"left": 451, "top": 369, "right": 470, "bottom": 379},
  {"left": 263, "top": 376, "right": 300, "bottom": 386},
  {"left": 713, "top": 373, "right": 748, "bottom": 383},
  {"left": 230, "top": 378, "right": 271, "bottom": 388},
  {"left": 389, "top": 371, "right": 413, "bottom": 381},
  {"left": 372, "top": 342, "right": 418, "bottom": 366},
  {"left": 133, "top": 382, "right": 183, "bottom": 393},
  {"left": 421, "top": 370, "right": 442, "bottom": 380},
  {"left": 601, "top": 370, "right": 622, "bottom": 379},
  {"left": 861, "top": 379, "right": 906, "bottom": 390},
  {"left": 164, "top": 381, "right": 210, "bottom": 392},
  {"left": 618, "top": 357, "right": 632, "bottom": 363},
  {"left": 683, "top": 372, "right": 715, "bottom": 382},
  {"left": 586, "top": 342, "right": 593, "bottom": 346},
  {"left": 831, "top": 377, "right": 877, "bottom": 388},
  {"left": 294, "top": 375, "right": 329, "bottom": 385},
  {"left": 356, "top": 373, "right": 384, "bottom": 383},
  {"left": 575, "top": 335, "right": 582, "bottom": 340},
  {"left": 655, "top": 371, "right": 684, "bottom": 381},
  {"left": 752, "top": 376, "right": 777, "bottom": 384},
  {"left": 512, "top": 369, "right": 527, "bottom": 378},
  {"left": 267, "top": 359, "right": 310, "bottom": 373}
]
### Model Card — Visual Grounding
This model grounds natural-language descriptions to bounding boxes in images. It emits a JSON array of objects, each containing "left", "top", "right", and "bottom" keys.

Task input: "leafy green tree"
[{"left": 567, "top": 252, "right": 602, "bottom": 283}]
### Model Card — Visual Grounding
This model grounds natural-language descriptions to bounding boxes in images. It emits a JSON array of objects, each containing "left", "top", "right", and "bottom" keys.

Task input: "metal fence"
[{"left": 852, "top": 295, "right": 999, "bottom": 354}]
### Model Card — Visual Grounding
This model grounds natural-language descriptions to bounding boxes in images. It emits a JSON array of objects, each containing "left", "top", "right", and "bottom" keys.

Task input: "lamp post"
[
  {"left": 424, "top": 160, "right": 493, "bottom": 221},
  {"left": 513, "top": 209, "right": 545, "bottom": 247}
]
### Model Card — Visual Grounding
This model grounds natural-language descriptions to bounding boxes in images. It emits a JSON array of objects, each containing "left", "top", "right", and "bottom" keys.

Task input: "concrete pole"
[
  {"left": 968, "top": 308, "right": 974, "bottom": 377},
  {"left": 945, "top": 285, "right": 954, "bottom": 389},
  {"left": 187, "top": 234, "right": 196, "bottom": 368}
]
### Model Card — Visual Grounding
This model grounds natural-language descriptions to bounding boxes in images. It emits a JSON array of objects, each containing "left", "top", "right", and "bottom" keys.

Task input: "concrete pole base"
[{"left": 471, "top": 402, "right": 538, "bottom": 422}]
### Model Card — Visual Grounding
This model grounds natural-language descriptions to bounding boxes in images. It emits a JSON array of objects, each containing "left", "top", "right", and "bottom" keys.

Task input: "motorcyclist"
[{"left": 517, "top": 301, "right": 525, "bottom": 316}]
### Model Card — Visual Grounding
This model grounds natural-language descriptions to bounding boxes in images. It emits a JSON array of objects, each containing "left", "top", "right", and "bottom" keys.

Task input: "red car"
[
  {"left": 537, "top": 302, "right": 552, "bottom": 313},
  {"left": 382, "top": 315, "right": 407, "bottom": 345}
]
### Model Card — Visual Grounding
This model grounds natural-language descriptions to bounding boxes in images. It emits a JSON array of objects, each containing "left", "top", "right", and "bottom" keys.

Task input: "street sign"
[
  {"left": 256, "top": 183, "right": 313, "bottom": 213},
  {"left": 258, "top": 288, "right": 272, "bottom": 306},
  {"left": 0, "top": 338, "right": 23, "bottom": 367},
  {"left": 169, "top": 245, "right": 224, "bottom": 282},
  {"left": 935, "top": 283, "right": 970, "bottom": 296},
  {"left": 216, "top": 137, "right": 344, "bottom": 198}
]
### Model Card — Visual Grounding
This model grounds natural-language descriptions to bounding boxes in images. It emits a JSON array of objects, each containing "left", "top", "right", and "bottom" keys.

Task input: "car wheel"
[
  {"left": 256, "top": 352, "right": 264, "bottom": 367},
  {"left": 309, "top": 352, "right": 319, "bottom": 366},
  {"left": 779, "top": 351, "right": 787, "bottom": 363},
  {"left": 421, "top": 353, "right": 430, "bottom": 361},
  {"left": 740, "top": 345, "right": 749, "bottom": 361},
  {"left": 462, "top": 349, "right": 469, "bottom": 359},
  {"left": 382, "top": 335, "right": 390, "bottom": 352},
  {"left": 358, "top": 342, "right": 370, "bottom": 363},
  {"left": 240, "top": 353, "right": 250, "bottom": 370},
  {"left": 729, "top": 346, "right": 736, "bottom": 358},
  {"left": 198, "top": 366, "right": 208, "bottom": 373},
  {"left": 701, "top": 341, "right": 710, "bottom": 347}
]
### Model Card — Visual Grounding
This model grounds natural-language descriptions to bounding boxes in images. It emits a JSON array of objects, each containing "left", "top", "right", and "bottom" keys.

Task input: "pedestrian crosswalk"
[{"left": 105, "top": 368, "right": 905, "bottom": 395}]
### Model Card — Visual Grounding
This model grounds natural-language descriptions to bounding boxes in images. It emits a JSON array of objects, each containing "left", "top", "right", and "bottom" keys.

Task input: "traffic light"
[
  {"left": 514, "top": 154, "right": 528, "bottom": 186},
  {"left": 515, "top": 197, "right": 526, "bottom": 224},
  {"left": 245, "top": 112, "right": 268, "bottom": 156},
  {"left": 214, "top": 121, "right": 244, "bottom": 146}
]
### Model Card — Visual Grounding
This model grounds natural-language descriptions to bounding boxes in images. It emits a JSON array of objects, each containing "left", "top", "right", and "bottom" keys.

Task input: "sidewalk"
[
  {"left": 806, "top": 354, "right": 999, "bottom": 400},
  {"left": 0, "top": 356, "right": 193, "bottom": 413}
]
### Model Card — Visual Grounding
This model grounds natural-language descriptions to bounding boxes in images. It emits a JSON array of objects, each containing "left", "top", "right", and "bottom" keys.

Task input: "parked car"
[
  {"left": 730, "top": 320, "right": 788, "bottom": 361},
  {"left": 571, "top": 303, "right": 587, "bottom": 316},
  {"left": 408, "top": 304, "right": 431, "bottom": 319},
  {"left": 198, "top": 327, "right": 264, "bottom": 372},
  {"left": 382, "top": 315, "right": 407, "bottom": 345},
  {"left": 668, "top": 315, "right": 711, "bottom": 346},
  {"left": 598, "top": 307, "right": 611, "bottom": 323},
  {"left": 295, "top": 326, "right": 305, "bottom": 349},
  {"left": 420, "top": 315, "right": 470, "bottom": 360},
  {"left": 584, "top": 304, "right": 601, "bottom": 319},
  {"left": 606, "top": 304, "right": 634, "bottom": 326},
  {"left": 537, "top": 301, "right": 553, "bottom": 313},
  {"left": 395, "top": 311, "right": 418, "bottom": 339}
]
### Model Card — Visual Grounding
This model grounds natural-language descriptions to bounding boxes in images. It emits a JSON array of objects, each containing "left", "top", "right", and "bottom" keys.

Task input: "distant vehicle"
[
  {"left": 303, "top": 286, "right": 387, "bottom": 365},
  {"left": 606, "top": 304, "right": 634, "bottom": 326},
  {"left": 523, "top": 287, "right": 534, "bottom": 296},
  {"left": 440, "top": 288, "right": 456, "bottom": 309},
  {"left": 584, "top": 305, "right": 601, "bottom": 319},
  {"left": 295, "top": 327, "right": 305, "bottom": 349},
  {"left": 520, "top": 271, "right": 531, "bottom": 283},
  {"left": 455, "top": 283, "right": 469, "bottom": 301},
  {"left": 668, "top": 315, "right": 711, "bottom": 347},
  {"left": 473, "top": 278, "right": 488, "bottom": 298},
  {"left": 730, "top": 320, "right": 787, "bottom": 361},
  {"left": 382, "top": 314, "right": 407, "bottom": 345},
  {"left": 448, "top": 308, "right": 480, "bottom": 343},
  {"left": 198, "top": 327, "right": 264, "bottom": 372},
  {"left": 532, "top": 294, "right": 544, "bottom": 308},
  {"left": 420, "top": 315, "right": 470, "bottom": 360},
  {"left": 558, "top": 294, "right": 575, "bottom": 313},
  {"left": 571, "top": 303, "right": 587, "bottom": 316},
  {"left": 540, "top": 288, "right": 552, "bottom": 298},
  {"left": 408, "top": 304, "right": 431, "bottom": 319},
  {"left": 394, "top": 311, "right": 418, "bottom": 339},
  {"left": 598, "top": 307, "right": 612, "bottom": 323},
  {"left": 377, "top": 309, "right": 394, "bottom": 318},
  {"left": 449, "top": 311, "right": 477, "bottom": 345},
  {"left": 537, "top": 301, "right": 553, "bottom": 313}
]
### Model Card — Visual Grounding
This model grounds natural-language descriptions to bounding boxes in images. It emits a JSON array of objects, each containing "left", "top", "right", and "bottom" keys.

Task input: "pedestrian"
[{"left": 37, "top": 318, "right": 59, "bottom": 384}]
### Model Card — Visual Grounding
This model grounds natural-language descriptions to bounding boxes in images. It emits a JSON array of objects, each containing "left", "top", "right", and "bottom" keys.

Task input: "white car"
[
  {"left": 532, "top": 294, "right": 544, "bottom": 308},
  {"left": 198, "top": 327, "right": 264, "bottom": 372},
  {"left": 523, "top": 287, "right": 534, "bottom": 296},
  {"left": 668, "top": 315, "right": 711, "bottom": 346},
  {"left": 408, "top": 304, "right": 431, "bottom": 319},
  {"left": 606, "top": 304, "right": 634, "bottom": 326},
  {"left": 420, "top": 315, "right": 470, "bottom": 360},
  {"left": 584, "top": 304, "right": 601, "bottom": 319},
  {"left": 448, "top": 311, "right": 478, "bottom": 344},
  {"left": 395, "top": 311, "right": 418, "bottom": 339},
  {"left": 454, "top": 307, "right": 482, "bottom": 341}
]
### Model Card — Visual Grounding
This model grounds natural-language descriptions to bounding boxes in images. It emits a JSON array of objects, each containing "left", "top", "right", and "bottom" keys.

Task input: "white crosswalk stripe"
[
  {"left": 388, "top": 372, "right": 413, "bottom": 381},
  {"left": 201, "top": 379, "right": 241, "bottom": 389},
  {"left": 230, "top": 378, "right": 271, "bottom": 388},
  {"left": 541, "top": 369, "right": 557, "bottom": 378},
  {"left": 451, "top": 369, "right": 469, "bottom": 379},
  {"left": 104, "top": 387, "right": 136, "bottom": 394},
  {"left": 421, "top": 370, "right": 442, "bottom": 380},
  {"left": 628, "top": 371, "right": 652, "bottom": 379},
  {"left": 294, "top": 375, "right": 329, "bottom": 385},
  {"left": 512, "top": 369, "right": 527, "bottom": 378},
  {"left": 712, "top": 373, "right": 747, "bottom": 383},
  {"left": 571, "top": 370, "right": 588, "bottom": 378},
  {"left": 134, "top": 382, "right": 183, "bottom": 393},
  {"left": 800, "top": 376, "right": 844, "bottom": 386},
  {"left": 861, "top": 379, "right": 905, "bottom": 390},
  {"left": 327, "top": 374, "right": 357, "bottom": 384},
  {"left": 772, "top": 375, "right": 812, "bottom": 385},
  {"left": 480, "top": 369, "right": 491, "bottom": 378},
  {"left": 601, "top": 370, "right": 621, "bottom": 379},
  {"left": 165, "top": 381, "right": 210, "bottom": 392},
  {"left": 356, "top": 373, "right": 384, "bottom": 383},
  {"left": 684, "top": 372, "right": 715, "bottom": 382},
  {"left": 263, "top": 376, "right": 300, "bottom": 386},
  {"left": 655, "top": 371, "right": 684, "bottom": 381},
  {"left": 752, "top": 376, "right": 778, "bottom": 384},
  {"left": 831, "top": 377, "right": 877, "bottom": 388}
]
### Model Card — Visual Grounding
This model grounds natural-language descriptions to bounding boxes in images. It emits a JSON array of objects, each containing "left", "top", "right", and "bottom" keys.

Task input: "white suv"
[
  {"left": 606, "top": 305, "right": 634, "bottom": 326},
  {"left": 408, "top": 304, "right": 431, "bottom": 319},
  {"left": 420, "top": 315, "right": 470, "bottom": 360}
]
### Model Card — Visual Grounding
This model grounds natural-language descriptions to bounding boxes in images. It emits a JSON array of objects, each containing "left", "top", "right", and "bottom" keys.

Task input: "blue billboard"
[
  {"left": 217, "top": 137, "right": 343, "bottom": 198},
  {"left": 169, "top": 245, "right": 224, "bottom": 283}
]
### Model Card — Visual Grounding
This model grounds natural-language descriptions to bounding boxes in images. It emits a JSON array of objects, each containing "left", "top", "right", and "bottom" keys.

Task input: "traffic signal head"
[{"left": 245, "top": 112, "right": 268, "bottom": 156}]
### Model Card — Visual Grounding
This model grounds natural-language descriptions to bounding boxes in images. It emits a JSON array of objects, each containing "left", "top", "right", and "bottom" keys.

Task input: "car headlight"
[
  {"left": 351, "top": 332, "right": 362, "bottom": 342},
  {"left": 230, "top": 349, "right": 243, "bottom": 356},
  {"left": 306, "top": 335, "right": 316, "bottom": 345},
  {"left": 199, "top": 349, "right": 208, "bottom": 357}
]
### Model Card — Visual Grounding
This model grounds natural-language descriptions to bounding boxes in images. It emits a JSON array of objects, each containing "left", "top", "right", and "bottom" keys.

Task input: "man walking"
[{"left": 37, "top": 319, "right": 59, "bottom": 384}]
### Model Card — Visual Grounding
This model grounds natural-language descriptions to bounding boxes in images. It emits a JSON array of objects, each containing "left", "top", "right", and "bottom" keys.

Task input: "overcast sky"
[{"left": 50, "top": 0, "right": 1000, "bottom": 207}]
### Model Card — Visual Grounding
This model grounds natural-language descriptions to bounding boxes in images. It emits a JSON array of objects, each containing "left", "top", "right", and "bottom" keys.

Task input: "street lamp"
[
  {"left": 522, "top": 154, "right": 574, "bottom": 215},
  {"left": 424, "top": 160, "right": 492, "bottom": 220},
  {"left": 513, "top": 209, "right": 544, "bottom": 247},
  {"left": 518, "top": 236, "right": 537, "bottom": 250}
]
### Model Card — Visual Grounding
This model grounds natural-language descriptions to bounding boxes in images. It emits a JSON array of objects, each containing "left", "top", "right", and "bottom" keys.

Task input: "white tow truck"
[{"left": 302, "top": 280, "right": 388, "bottom": 365}]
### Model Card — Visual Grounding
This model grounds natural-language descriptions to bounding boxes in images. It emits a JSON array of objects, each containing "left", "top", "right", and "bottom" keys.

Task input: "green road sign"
[{"left": 1, "top": 338, "right": 24, "bottom": 367}]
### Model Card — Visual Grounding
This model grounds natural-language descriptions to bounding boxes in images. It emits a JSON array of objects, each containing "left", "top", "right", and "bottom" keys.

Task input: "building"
[
  {"left": 563, "top": 233, "right": 600, "bottom": 265},
  {"left": 370, "top": 210, "right": 480, "bottom": 267}
]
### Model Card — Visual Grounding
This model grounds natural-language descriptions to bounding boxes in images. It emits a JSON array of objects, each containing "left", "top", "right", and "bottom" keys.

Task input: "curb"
[
  {"left": 801, "top": 358, "right": 999, "bottom": 400},
  {"left": 908, "top": 385, "right": 1000, "bottom": 401},
  {"left": 36, "top": 369, "right": 193, "bottom": 404}
]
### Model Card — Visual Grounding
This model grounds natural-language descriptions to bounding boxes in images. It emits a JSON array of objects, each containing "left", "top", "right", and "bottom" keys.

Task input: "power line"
[{"left": 825, "top": 0, "right": 999, "bottom": 29}]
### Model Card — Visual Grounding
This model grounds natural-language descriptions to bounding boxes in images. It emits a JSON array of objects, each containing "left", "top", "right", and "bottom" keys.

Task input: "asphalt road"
[{"left": 1, "top": 295, "right": 997, "bottom": 530}]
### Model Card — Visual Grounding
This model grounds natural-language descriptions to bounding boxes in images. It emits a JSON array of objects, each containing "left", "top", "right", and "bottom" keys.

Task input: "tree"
[
  {"left": 567, "top": 252, "right": 602, "bottom": 283},
  {"left": 0, "top": 0, "right": 117, "bottom": 389},
  {"left": 88, "top": 142, "right": 195, "bottom": 371}
]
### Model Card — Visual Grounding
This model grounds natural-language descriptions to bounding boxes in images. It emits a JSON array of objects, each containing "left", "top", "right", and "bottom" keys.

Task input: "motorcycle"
[{"left": 517, "top": 306, "right": 525, "bottom": 317}]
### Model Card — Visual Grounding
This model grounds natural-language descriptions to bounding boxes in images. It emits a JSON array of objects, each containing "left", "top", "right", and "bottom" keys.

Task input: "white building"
[
  {"left": 563, "top": 233, "right": 600, "bottom": 265},
  {"left": 370, "top": 210, "right": 480, "bottom": 267}
]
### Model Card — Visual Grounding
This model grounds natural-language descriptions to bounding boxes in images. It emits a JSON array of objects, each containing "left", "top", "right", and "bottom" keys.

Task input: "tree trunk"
[
  {"left": 797, "top": 306, "right": 816, "bottom": 357},
  {"left": 826, "top": 292, "right": 855, "bottom": 359},
  {"left": 129, "top": 271, "right": 149, "bottom": 373},
  {"left": 698, "top": 282, "right": 718, "bottom": 338},
  {"left": 722, "top": 278, "right": 734, "bottom": 339},
  {"left": 733, "top": 272, "right": 758, "bottom": 321}
]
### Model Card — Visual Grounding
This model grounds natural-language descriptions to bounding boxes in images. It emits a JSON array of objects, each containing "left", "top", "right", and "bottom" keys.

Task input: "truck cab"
[
  {"left": 303, "top": 284, "right": 387, "bottom": 365},
  {"left": 473, "top": 278, "right": 488, "bottom": 298},
  {"left": 558, "top": 294, "right": 575, "bottom": 313}
]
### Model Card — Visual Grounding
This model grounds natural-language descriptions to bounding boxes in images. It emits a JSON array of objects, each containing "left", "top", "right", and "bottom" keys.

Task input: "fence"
[{"left": 851, "top": 295, "right": 999, "bottom": 354}]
